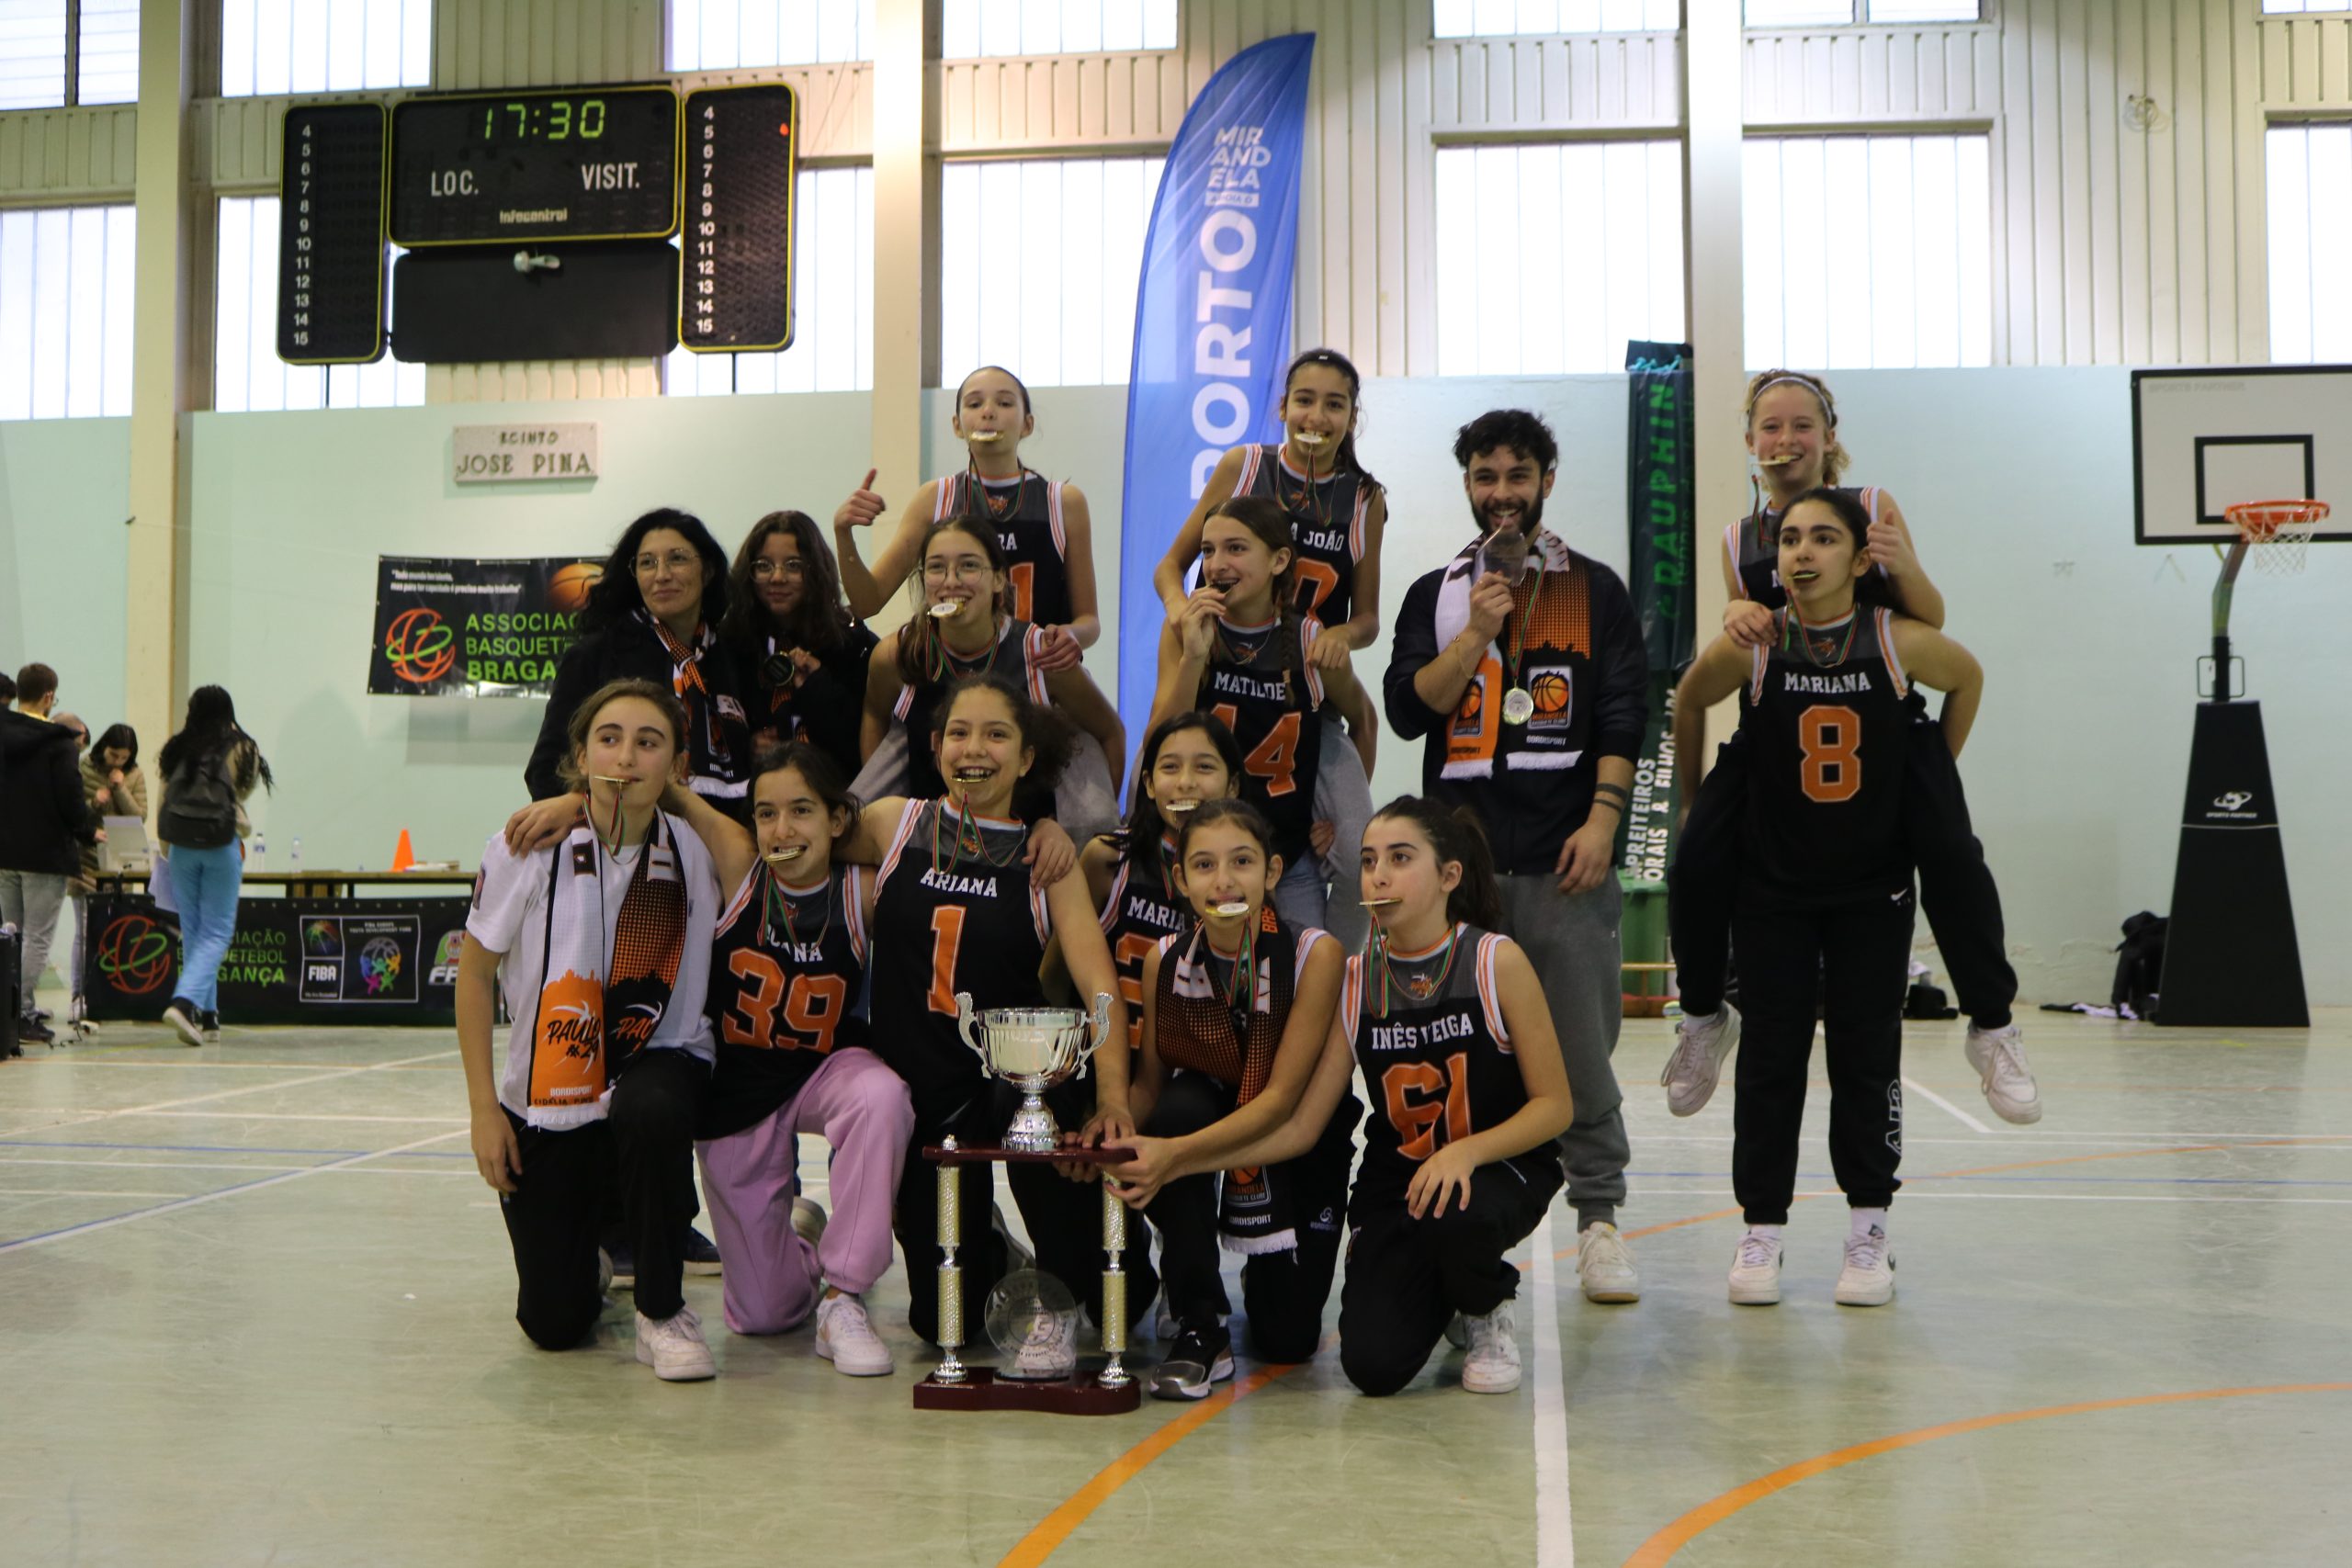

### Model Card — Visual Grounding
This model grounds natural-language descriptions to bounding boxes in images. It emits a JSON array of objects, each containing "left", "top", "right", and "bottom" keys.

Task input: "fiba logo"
[
  {"left": 427, "top": 931, "right": 464, "bottom": 987},
  {"left": 384, "top": 606, "right": 456, "bottom": 685},
  {"left": 96, "top": 914, "right": 176, "bottom": 996}
]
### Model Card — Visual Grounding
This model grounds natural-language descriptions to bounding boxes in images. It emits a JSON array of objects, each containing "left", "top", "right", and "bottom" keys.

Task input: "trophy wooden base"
[{"left": 912, "top": 1364, "right": 1142, "bottom": 1415}]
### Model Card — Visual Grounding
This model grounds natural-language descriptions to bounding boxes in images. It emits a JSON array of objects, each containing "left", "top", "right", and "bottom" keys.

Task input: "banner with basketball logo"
[
  {"left": 368, "top": 556, "right": 605, "bottom": 697},
  {"left": 1114, "top": 32, "right": 1317, "bottom": 732},
  {"left": 1615, "top": 340, "right": 1697, "bottom": 881},
  {"left": 84, "top": 894, "right": 469, "bottom": 1025}
]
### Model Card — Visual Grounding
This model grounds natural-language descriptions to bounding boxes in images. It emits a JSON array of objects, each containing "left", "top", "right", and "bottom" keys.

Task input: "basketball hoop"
[{"left": 2222, "top": 500, "right": 2326, "bottom": 577}]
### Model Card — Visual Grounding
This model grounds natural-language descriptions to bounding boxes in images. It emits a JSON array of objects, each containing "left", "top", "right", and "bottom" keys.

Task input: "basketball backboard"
[{"left": 2131, "top": 365, "right": 2352, "bottom": 547}]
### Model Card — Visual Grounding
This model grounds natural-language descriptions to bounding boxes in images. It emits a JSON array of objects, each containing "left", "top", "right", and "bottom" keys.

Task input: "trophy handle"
[
  {"left": 1076, "top": 992, "right": 1114, "bottom": 1066},
  {"left": 954, "top": 992, "right": 985, "bottom": 1066}
]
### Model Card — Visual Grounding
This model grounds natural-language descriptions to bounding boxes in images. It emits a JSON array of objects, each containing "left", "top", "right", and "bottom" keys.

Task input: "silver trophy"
[{"left": 954, "top": 992, "right": 1114, "bottom": 1154}]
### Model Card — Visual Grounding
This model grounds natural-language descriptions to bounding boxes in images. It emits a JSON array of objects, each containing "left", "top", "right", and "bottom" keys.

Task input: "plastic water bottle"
[
  {"left": 250, "top": 831, "right": 267, "bottom": 872},
  {"left": 290, "top": 837, "right": 303, "bottom": 874}
]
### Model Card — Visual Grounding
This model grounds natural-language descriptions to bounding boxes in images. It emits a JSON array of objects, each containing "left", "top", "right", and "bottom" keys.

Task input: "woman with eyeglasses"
[{"left": 718, "top": 510, "right": 877, "bottom": 784}]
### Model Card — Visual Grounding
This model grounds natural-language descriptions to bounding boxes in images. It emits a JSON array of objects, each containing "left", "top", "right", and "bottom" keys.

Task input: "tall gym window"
[
  {"left": 1744, "top": 1, "right": 1983, "bottom": 22},
  {"left": 1742, "top": 133, "right": 1992, "bottom": 370},
  {"left": 1431, "top": 141, "right": 1685, "bottom": 376},
  {"left": 669, "top": 0, "right": 876, "bottom": 69},
  {"left": 214, "top": 196, "right": 423, "bottom": 412},
  {"left": 943, "top": 0, "right": 1178, "bottom": 56},
  {"left": 938, "top": 156, "right": 1164, "bottom": 389},
  {"left": 219, "top": 0, "right": 431, "bottom": 98},
  {"left": 1432, "top": 1, "right": 1679, "bottom": 35},
  {"left": 2266, "top": 122, "right": 2352, "bottom": 365},
  {"left": 0, "top": 204, "right": 132, "bottom": 420},
  {"left": 665, "top": 164, "right": 874, "bottom": 396},
  {"left": 0, "top": 0, "right": 142, "bottom": 109}
]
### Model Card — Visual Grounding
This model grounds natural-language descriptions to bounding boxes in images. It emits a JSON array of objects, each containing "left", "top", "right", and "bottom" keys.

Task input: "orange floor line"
[{"left": 1620, "top": 1382, "right": 2352, "bottom": 1567}]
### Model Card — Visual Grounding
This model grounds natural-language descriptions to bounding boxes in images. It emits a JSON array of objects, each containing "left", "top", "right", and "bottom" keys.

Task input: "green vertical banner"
[{"left": 1616, "top": 340, "right": 1696, "bottom": 880}]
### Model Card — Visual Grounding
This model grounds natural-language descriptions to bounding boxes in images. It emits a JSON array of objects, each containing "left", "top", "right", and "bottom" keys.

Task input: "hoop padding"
[{"left": 2223, "top": 500, "right": 2327, "bottom": 577}]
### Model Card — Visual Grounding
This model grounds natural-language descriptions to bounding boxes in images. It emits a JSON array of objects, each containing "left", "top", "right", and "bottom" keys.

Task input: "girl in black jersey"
[
  {"left": 837, "top": 674, "right": 1153, "bottom": 1349},
  {"left": 1104, "top": 800, "right": 1352, "bottom": 1401},
  {"left": 1080, "top": 710, "right": 1244, "bottom": 1057},
  {"left": 1150, "top": 497, "right": 1377, "bottom": 942},
  {"left": 1337, "top": 798, "right": 1573, "bottom": 1398},
  {"left": 1676, "top": 489, "right": 1984, "bottom": 1310},
  {"left": 661, "top": 742, "right": 912, "bottom": 1376},
  {"left": 1666, "top": 369, "right": 2038, "bottom": 1128},
  {"left": 858, "top": 516, "right": 1125, "bottom": 838},
  {"left": 832, "top": 366, "right": 1101, "bottom": 671},
  {"left": 718, "top": 511, "right": 878, "bottom": 784}
]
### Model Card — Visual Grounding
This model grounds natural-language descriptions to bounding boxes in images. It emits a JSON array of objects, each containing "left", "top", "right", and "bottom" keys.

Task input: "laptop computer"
[{"left": 98, "top": 816, "right": 152, "bottom": 875}]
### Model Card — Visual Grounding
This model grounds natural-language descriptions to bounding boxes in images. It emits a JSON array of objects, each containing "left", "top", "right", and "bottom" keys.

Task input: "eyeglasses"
[
  {"left": 922, "top": 558, "right": 992, "bottom": 584},
  {"left": 752, "top": 558, "right": 807, "bottom": 580},
  {"left": 634, "top": 550, "right": 699, "bottom": 578}
]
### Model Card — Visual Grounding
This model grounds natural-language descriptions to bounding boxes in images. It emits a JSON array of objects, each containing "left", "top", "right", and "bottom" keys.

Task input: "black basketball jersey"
[
  {"left": 1196, "top": 614, "right": 1327, "bottom": 868},
  {"left": 894, "top": 616, "right": 1053, "bottom": 806},
  {"left": 934, "top": 471, "right": 1074, "bottom": 629},
  {"left": 1343, "top": 924, "right": 1560, "bottom": 1208},
  {"left": 1098, "top": 837, "right": 1191, "bottom": 1053},
  {"left": 1738, "top": 605, "right": 1914, "bottom": 908},
  {"left": 1726, "top": 486, "right": 1885, "bottom": 606},
  {"left": 700, "top": 863, "right": 873, "bottom": 1140},
  {"left": 1235, "top": 443, "right": 1371, "bottom": 628},
  {"left": 868, "top": 799, "right": 1052, "bottom": 1103}
]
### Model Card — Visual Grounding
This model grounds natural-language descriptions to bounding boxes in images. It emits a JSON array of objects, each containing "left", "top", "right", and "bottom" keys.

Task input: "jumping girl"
[
  {"left": 1338, "top": 798, "right": 1573, "bottom": 1398},
  {"left": 1123, "top": 799, "right": 1352, "bottom": 1398},
  {"left": 1151, "top": 497, "right": 1376, "bottom": 944},
  {"left": 858, "top": 516, "right": 1125, "bottom": 839},
  {"left": 661, "top": 742, "right": 913, "bottom": 1378},
  {"left": 1675, "top": 488, "right": 1985, "bottom": 1307},
  {"left": 833, "top": 365, "right": 1100, "bottom": 671},
  {"left": 1665, "top": 369, "right": 2037, "bottom": 1127},
  {"left": 842, "top": 673, "right": 1154, "bottom": 1348},
  {"left": 720, "top": 510, "right": 878, "bottom": 784},
  {"left": 459, "top": 679, "right": 722, "bottom": 1381}
]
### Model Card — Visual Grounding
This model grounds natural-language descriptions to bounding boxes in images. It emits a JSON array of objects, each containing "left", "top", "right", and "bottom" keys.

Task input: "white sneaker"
[
  {"left": 1442, "top": 1312, "right": 1469, "bottom": 1350},
  {"left": 634, "top": 1304, "right": 717, "bottom": 1381},
  {"left": 1835, "top": 1225, "right": 1895, "bottom": 1306},
  {"left": 1576, "top": 1222, "right": 1641, "bottom": 1303},
  {"left": 1728, "top": 1229, "right": 1782, "bottom": 1305},
  {"left": 792, "top": 1196, "right": 829, "bottom": 1247},
  {"left": 813, "top": 1293, "right": 894, "bottom": 1376},
  {"left": 1964, "top": 1023, "right": 2042, "bottom": 1125},
  {"left": 1459, "top": 1303, "right": 1521, "bottom": 1393},
  {"left": 1661, "top": 1004, "right": 1740, "bottom": 1116}
]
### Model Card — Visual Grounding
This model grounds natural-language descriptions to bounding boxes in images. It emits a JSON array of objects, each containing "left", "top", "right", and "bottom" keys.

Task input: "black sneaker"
[
  {"left": 683, "top": 1224, "right": 722, "bottom": 1276},
  {"left": 198, "top": 1010, "right": 221, "bottom": 1043},
  {"left": 1150, "top": 1325, "right": 1234, "bottom": 1401},
  {"left": 18, "top": 1013, "right": 54, "bottom": 1046},
  {"left": 163, "top": 998, "right": 204, "bottom": 1047}
]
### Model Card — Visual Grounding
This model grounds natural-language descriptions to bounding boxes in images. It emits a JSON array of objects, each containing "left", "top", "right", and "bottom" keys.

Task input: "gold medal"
[{"left": 1501, "top": 687, "right": 1535, "bottom": 726}]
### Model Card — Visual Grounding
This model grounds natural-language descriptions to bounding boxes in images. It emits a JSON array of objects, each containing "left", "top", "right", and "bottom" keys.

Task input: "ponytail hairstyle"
[
  {"left": 1742, "top": 368, "right": 1849, "bottom": 486},
  {"left": 1204, "top": 495, "right": 1302, "bottom": 632},
  {"left": 1780, "top": 486, "right": 1896, "bottom": 611},
  {"left": 928, "top": 671, "right": 1078, "bottom": 795},
  {"left": 895, "top": 516, "right": 1012, "bottom": 687},
  {"left": 746, "top": 739, "right": 862, "bottom": 849},
  {"left": 1171, "top": 795, "right": 1279, "bottom": 873},
  {"left": 1283, "top": 347, "right": 1383, "bottom": 502},
  {"left": 953, "top": 365, "right": 1041, "bottom": 525},
  {"left": 1118, "top": 709, "right": 1243, "bottom": 865},
  {"left": 1368, "top": 795, "right": 1503, "bottom": 932},
  {"left": 556, "top": 678, "right": 690, "bottom": 795}
]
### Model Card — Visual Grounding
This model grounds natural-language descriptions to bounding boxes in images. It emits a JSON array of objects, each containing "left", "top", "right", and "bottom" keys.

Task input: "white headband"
[{"left": 1751, "top": 375, "right": 1836, "bottom": 422}]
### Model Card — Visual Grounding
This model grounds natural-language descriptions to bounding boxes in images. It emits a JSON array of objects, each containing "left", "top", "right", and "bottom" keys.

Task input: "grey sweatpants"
[
  {"left": 1496, "top": 871, "right": 1628, "bottom": 1227},
  {"left": 0, "top": 870, "right": 70, "bottom": 1011}
]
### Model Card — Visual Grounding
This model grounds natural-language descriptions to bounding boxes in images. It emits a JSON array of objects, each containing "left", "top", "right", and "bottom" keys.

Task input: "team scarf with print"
[
  {"left": 638, "top": 609, "right": 738, "bottom": 784},
  {"left": 1433, "top": 527, "right": 1588, "bottom": 780},
  {"left": 522, "top": 813, "right": 689, "bottom": 1130},
  {"left": 1153, "top": 908, "right": 1300, "bottom": 1254}
]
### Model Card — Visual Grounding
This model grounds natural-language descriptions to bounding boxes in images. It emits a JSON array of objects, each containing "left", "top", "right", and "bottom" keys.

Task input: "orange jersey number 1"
[{"left": 926, "top": 905, "right": 967, "bottom": 1017}]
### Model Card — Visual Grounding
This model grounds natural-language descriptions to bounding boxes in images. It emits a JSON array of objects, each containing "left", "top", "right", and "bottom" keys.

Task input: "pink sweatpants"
[{"left": 695, "top": 1046, "right": 915, "bottom": 1335}]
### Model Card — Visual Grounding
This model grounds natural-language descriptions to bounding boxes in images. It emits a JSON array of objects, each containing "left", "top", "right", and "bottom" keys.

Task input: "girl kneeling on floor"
[
  {"left": 458, "top": 679, "right": 724, "bottom": 1382},
  {"left": 662, "top": 741, "right": 915, "bottom": 1377}
]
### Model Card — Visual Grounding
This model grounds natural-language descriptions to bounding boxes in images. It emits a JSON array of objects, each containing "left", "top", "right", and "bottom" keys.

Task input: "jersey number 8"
[{"left": 1798, "top": 704, "right": 1862, "bottom": 805}]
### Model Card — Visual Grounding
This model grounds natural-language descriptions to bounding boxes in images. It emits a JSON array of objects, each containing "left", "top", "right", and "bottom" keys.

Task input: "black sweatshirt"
[
  {"left": 0, "top": 710, "right": 100, "bottom": 877},
  {"left": 1381, "top": 546, "right": 1649, "bottom": 876}
]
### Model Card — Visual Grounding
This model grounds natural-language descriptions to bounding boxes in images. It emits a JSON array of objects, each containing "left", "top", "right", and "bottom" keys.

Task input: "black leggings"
[
  {"left": 497, "top": 1047, "right": 708, "bottom": 1347},
  {"left": 1337, "top": 1157, "right": 1562, "bottom": 1398},
  {"left": 891, "top": 1077, "right": 1158, "bottom": 1348},
  {"left": 1143, "top": 1073, "right": 1359, "bottom": 1364},
  {"left": 1730, "top": 894, "right": 1914, "bottom": 1224},
  {"left": 1669, "top": 715, "right": 2016, "bottom": 1028}
]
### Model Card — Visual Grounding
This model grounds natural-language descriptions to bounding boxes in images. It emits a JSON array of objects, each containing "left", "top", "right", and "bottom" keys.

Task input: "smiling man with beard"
[{"left": 1379, "top": 409, "right": 1649, "bottom": 1306}]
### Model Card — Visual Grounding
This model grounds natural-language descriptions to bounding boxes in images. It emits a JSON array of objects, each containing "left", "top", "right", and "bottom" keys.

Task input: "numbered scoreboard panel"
[
  {"left": 680, "top": 84, "right": 798, "bottom": 352},
  {"left": 278, "top": 104, "right": 390, "bottom": 366}
]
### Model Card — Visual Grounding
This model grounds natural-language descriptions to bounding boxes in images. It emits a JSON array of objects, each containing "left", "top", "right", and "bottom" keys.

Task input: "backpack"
[
  {"left": 159, "top": 748, "right": 241, "bottom": 851},
  {"left": 2111, "top": 911, "right": 2167, "bottom": 1021}
]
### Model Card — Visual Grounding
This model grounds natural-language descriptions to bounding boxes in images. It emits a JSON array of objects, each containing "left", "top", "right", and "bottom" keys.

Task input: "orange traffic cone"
[{"left": 390, "top": 829, "right": 416, "bottom": 873}]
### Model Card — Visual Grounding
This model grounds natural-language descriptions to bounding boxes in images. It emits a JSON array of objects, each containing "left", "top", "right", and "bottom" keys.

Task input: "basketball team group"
[{"left": 456, "top": 350, "right": 2044, "bottom": 1398}]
